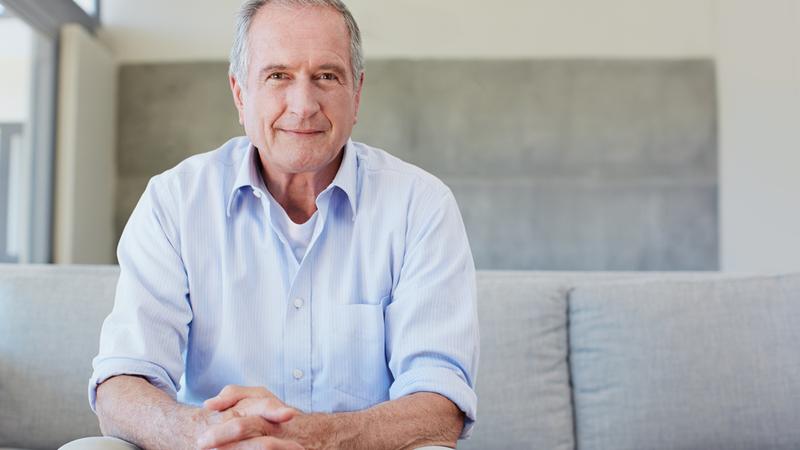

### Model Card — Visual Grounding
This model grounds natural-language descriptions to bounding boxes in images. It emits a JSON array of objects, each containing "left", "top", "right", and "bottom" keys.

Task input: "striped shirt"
[{"left": 89, "top": 137, "right": 479, "bottom": 437}]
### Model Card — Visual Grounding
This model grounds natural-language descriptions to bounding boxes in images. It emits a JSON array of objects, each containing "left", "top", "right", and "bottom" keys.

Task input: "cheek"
[
  {"left": 329, "top": 95, "right": 358, "bottom": 125},
  {"left": 244, "top": 91, "right": 285, "bottom": 123}
]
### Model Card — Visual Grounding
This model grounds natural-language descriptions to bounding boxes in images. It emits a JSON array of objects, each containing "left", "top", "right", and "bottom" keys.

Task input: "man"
[{"left": 87, "top": 1, "right": 478, "bottom": 449}]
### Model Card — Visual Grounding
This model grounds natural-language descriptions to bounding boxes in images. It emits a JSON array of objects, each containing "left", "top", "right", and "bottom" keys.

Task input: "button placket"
[{"left": 283, "top": 268, "right": 313, "bottom": 412}]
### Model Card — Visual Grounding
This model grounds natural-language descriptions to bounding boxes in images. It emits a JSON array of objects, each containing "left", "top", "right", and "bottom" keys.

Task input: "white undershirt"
[{"left": 275, "top": 207, "right": 318, "bottom": 264}]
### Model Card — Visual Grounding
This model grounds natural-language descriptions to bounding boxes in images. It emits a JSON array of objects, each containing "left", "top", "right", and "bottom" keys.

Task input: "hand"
[
  {"left": 204, "top": 385, "right": 297, "bottom": 421},
  {"left": 208, "top": 436, "right": 305, "bottom": 450},
  {"left": 197, "top": 385, "right": 302, "bottom": 450}
]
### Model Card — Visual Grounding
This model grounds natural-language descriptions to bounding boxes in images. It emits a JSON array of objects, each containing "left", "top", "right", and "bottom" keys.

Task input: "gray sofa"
[{"left": 1, "top": 264, "right": 799, "bottom": 450}]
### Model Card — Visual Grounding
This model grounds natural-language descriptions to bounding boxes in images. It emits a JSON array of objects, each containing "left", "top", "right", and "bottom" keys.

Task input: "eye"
[
  {"left": 319, "top": 73, "right": 339, "bottom": 81},
  {"left": 267, "top": 72, "right": 288, "bottom": 81}
]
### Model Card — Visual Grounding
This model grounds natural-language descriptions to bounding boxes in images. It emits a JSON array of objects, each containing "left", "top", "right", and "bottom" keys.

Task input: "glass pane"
[
  {"left": 0, "top": 6, "right": 47, "bottom": 262},
  {"left": 73, "top": 0, "right": 96, "bottom": 17}
]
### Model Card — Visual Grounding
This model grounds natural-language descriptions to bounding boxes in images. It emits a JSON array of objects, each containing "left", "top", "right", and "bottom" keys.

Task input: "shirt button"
[
  {"left": 252, "top": 189, "right": 262, "bottom": 198},
  {"left": 292, "top": 369, "right": 304, "bottom": 380},
  {"left": 292, "top": 297, "right": 304, "bottom": 309}
]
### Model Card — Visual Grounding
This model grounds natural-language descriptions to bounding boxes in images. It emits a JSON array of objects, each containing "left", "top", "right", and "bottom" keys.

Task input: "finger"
[
  {"left": 233, "top": 398, "right": 297, "bottom": 423},
  {"left": 205, "top": 385, "right": 271, "bottom": 411},
  {"left": 196, "top": 416, "right": 279, "bottom": 449},
  {"left": 218, "top": 436, "right": 305, "bottom": 450}
]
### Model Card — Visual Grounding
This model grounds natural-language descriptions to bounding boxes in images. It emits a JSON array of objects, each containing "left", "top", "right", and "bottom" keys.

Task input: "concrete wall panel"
[{"left": 116, "top": 59, "right": 717, "bottom": 270}]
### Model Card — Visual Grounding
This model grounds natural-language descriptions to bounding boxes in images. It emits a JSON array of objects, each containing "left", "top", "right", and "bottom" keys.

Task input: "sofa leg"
[{"left": 59, "top": 436, "right": 141, "bottom": 450}]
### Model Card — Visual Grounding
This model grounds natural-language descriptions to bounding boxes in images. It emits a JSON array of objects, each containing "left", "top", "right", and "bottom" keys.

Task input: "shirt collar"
[
  {"left": 330, "top": 139, "right": 359, "bottom": 217},
  {"left": 226, "top": 140, "right": 359, "bottom": 218},
  {"left": 226, "top": 143, "right": 265, "bottom": 218}
]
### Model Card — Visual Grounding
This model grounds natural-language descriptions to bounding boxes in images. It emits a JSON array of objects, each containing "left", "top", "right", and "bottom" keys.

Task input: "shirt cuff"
[
  {"left": 389, "top": 366, "right": 477, "bottom": 439},
  {"left": 88, "top": 357, "right": 178, "bottom": 413}
]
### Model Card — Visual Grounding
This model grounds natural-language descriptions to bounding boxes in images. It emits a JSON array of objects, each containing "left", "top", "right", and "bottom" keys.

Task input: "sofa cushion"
[
  {"left": 569, "top": 274, "right": 800, "bottom": 450},
  {"left": 0, "top": 264, "right": 118, "bottom": 450},
  {"left": 460, "top": 273, "right": 574, "bottom": 450}
]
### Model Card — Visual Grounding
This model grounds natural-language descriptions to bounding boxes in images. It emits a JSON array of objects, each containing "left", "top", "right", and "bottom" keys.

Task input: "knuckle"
[
  {"left": 220, "top": 409, "right": 239, "bottom": 421},
  {"left": 266, "top": 396, "right": 285, "bottom": 406},
  {"left": 255, "top": 387, "right": 271, "bottom": 397},
  {"left": 220, "top": 384, "right": 238, "bottom": 395}
]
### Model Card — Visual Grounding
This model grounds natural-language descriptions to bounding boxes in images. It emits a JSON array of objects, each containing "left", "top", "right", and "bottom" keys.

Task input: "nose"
[{"left": 285, "top": 79, "right": 321, "bottom": 119}]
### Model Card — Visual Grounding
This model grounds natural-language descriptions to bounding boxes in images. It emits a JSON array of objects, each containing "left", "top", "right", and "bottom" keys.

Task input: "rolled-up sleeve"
[
  {"left": 385, "top": 189, "right": 479, "bottom": 439},
  {"left": 88, "top": 175, "right": 191, "bottom": 412}
]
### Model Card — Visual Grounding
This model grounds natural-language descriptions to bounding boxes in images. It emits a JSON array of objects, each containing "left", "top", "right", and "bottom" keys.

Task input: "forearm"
[
  {"left": 95, "top": 375, "right": 209, "bottom": 450},
  {"left": 284, "top": 392, "right": 463, "bottom": 450}
]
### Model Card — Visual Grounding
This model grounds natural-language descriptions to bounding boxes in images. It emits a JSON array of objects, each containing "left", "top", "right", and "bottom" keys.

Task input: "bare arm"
[
  {"left": 286, "top": 392, "right": 463, "bottom": 450},
  {"left": 95, "top": 375, "right": 211, "bottom": 450},
  {"left": 200, "top": 386, "right": 464, "bottom": 450}
]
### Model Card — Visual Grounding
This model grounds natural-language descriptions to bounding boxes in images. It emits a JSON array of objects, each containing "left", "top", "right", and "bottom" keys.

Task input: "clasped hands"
[{"left": 196, "top": 385, "right": 305, "bottom": 450}]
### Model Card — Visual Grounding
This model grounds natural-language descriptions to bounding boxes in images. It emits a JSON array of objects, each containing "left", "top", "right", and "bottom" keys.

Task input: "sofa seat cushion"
[
  {"left": 569, "top": 274, "right": 800, "bottom": 450},
  {"left": 0, "top": 264, "right": 118, "bottom": 450},
  {"left": 460, "top": 273, "right": 574, "bottom": 450}
]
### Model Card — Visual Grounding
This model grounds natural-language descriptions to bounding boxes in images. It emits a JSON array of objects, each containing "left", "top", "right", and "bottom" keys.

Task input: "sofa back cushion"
[
  {"left": 460, "top": 273, "right": 574, "bottom": 450},
  {"left": 0, "top": 264, "right": 118, "bottom": 449},
  {"left": 569, "top": 274, "right": 800, "bottom": 450}
]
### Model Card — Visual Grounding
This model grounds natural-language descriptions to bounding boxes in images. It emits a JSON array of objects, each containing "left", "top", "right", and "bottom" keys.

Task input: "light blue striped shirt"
[{"left": 89, "top": 137, "right": 479, "bottom": 437}]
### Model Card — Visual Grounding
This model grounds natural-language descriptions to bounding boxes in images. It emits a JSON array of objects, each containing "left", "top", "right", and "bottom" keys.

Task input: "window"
[
  {"left": 0, "top": 8, "right": 38, "bottom": 262},
  {"left": 0, "top": 123, "right": 23, "bottom": 262},
  {"left": 0, "top": 0, "right": 96, "bottom": 263},
  {"left": 72, "top": 0, "right": 98, "bottom": 19}
]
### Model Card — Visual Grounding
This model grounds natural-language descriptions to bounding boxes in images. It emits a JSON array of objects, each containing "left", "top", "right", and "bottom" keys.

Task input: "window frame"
[
  {"left": 0, "top": 0, "right": 97, "bottom": 262},
  {"left": 2, "top": 0, "right": 98, "bottom": 38}
]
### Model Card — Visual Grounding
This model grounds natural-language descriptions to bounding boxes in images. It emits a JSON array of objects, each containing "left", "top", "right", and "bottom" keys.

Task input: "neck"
[{"left": 259, "top": 149, "right": 344, "bottom": 224}]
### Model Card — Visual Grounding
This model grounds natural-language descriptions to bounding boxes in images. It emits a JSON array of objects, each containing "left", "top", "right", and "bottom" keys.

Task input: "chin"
[
  {"left": 281, "top": 156, "right": 331, "bottom": 174},
  {"left": 261, "top": 140, "right": 341, "bottom": 174}
]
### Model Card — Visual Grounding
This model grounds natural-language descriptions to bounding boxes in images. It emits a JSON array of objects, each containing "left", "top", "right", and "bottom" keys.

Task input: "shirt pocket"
[{"left": 329, "top": 301, "right": 391, "bottom": 408}]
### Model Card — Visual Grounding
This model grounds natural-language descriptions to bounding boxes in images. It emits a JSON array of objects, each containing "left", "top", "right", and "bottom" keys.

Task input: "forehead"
[{"left": 248, "top": 4, "right": 351, "bottom": 70}]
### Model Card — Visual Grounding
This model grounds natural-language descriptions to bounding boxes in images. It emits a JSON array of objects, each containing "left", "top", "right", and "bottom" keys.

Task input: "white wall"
[
  {"left": 98, "top": 0, "right": 800, "bottom": 272},
  {"left": 717, "top": 0, "right": 800, "bottom": 272},
  {"left": 99, "top": 0, "right": 716, "bottom": 61},
  {"left": 54, "top": 24, "right": 117, "bottom": 264}
]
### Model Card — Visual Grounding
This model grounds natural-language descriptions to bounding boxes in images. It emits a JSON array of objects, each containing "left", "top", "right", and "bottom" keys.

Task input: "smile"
[{"left": 279, "top": 129, "right": 325, "bottom": 136}]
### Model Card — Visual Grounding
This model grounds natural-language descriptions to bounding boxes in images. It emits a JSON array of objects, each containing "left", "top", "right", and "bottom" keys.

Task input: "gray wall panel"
[
  {"left": 118, "top": 63, "right": 241, "bottom": 177},
  {"left": 116, "top": 59, "right": 718, "bottom": 270},
  {"left": 447, "top": 179, "right": 716, "bottom": 270}
]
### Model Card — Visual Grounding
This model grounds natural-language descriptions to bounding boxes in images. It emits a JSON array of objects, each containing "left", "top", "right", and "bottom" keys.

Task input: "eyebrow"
[
  {"left": 317, "top": 63, "right": 348, "bottom": 76},
  {"left": 258, "top": 64, "right": 289, "bottom": 78},
  {"left": 257, "top": 63, "right": 348, "bottom": 78}
]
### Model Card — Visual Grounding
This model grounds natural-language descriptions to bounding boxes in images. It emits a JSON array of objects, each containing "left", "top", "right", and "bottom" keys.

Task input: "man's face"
[{"left": 230, "top": 4, "right": 363, "bottom": 175}]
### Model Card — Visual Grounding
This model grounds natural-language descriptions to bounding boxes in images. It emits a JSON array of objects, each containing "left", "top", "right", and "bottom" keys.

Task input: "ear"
[
  {"left": 353, "top": 71, "right": 365, "bottom": 124},
  {"left": 229, "top": 74, "right": 246, "bottom": 126}
]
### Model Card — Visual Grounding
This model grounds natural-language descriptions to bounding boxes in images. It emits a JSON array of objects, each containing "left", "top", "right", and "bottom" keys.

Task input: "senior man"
[{"left": 80, "top": 1, "right": 478, "bottom": 449}]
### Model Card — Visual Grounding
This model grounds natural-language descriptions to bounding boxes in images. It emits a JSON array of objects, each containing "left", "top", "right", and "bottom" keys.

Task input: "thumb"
[{"left": 235, "top": 399, "right": 298, "bottom": 423}]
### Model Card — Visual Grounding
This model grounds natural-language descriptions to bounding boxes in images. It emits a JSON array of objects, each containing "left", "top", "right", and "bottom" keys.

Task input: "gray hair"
[{"left": 229, "top": 0, "right": 364, "bottom": 88}]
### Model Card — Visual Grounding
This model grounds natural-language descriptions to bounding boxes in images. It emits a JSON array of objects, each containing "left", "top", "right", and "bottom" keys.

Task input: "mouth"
[{"left": 278, "top": 128, "right": 326, "bottom": 137}]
